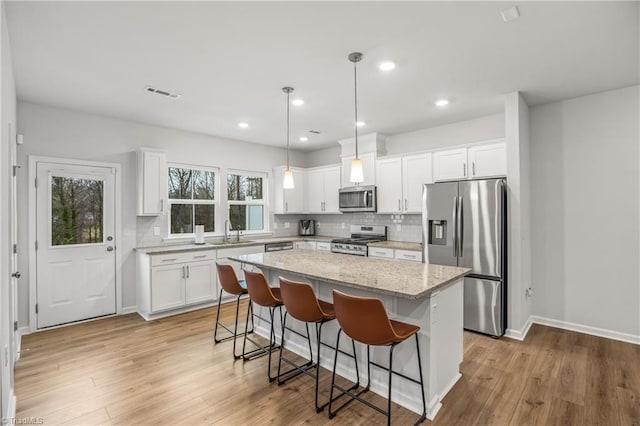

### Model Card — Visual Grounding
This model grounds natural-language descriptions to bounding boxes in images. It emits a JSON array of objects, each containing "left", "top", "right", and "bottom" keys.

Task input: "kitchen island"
[{"left": 230, "top": 249, "right": 470, "bottom": 420}]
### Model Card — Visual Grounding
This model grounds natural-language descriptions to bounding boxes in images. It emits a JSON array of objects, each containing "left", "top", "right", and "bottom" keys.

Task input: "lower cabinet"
[
  {"left": 368, "top": 246, "right": 422, "bottom": 262},
  {"left": 137, "top": 249, "right": 217, "bottom": 319}
]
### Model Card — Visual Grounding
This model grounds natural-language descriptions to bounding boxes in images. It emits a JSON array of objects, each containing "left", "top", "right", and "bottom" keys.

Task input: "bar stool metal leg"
[
  {"left": 240, "top": 301, "right": 281, "bottom": 367},
  {"left": 213, "top": 289, "right": 253, "bottom": 359}
]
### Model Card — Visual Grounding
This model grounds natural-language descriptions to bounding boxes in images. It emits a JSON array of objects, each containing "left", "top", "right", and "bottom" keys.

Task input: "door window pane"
[
  {"left": 170, "top": 204, "right": 194, "bottom": 234},
  {"left": 51, "top": 176, "right": 104, "bottom": 246}
]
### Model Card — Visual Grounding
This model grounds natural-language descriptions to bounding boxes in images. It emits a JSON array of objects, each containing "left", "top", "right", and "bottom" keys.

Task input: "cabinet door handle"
[
  {"left": 193, "top": 254, "right": 207, "bottom": 259},
  {"left": 285, "top": 202, "right": 288, "bottom": 212},
  {"left": 463, "top": 163, "right": 467, "bottom": 177},
  {"left": 162, "top": 258, "right": 177, "bottom": 262},
  {"left": 160, "top": 199, "right": 164, "bottom": 212},
  {"left": 472, "top": 162, "right": 476, "bottom": 176},
  {"left": 186, "top": 265, "right": 190, "bottom": 278},
  {"left": 182, "top": 265, "right": 185, "bottom": 278},
  {"left": 398, "top": 199, "right": 401, "bottom": 211},
  {"left": 404, "top": 199, "right": 408, "bottom": 211}
]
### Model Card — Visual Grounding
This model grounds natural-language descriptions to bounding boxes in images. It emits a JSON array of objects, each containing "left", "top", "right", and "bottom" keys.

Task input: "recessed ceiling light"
[
  {"left": 299, "top": 136, "right": 309, "bottom": 142},
  {"left": 291, "top": 99, "right": 304, "bottom": 106},
  {"left": 356, "top": 121, "right": 366, "bottom": 127},
  {"left": 378, "top": 61, "right": 396, "bottom": 72},
  {"left": 435, "top": 99, "right": 449, "bottom": 107},
  {"left": 238, "top": 122, "right": 249, "bottom": 129}
]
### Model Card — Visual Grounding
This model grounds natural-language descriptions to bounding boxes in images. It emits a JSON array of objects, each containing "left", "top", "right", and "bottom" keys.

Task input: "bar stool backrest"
[
  {"left": 216, "top": 263, "right": 245, "bottom": 295},
  {"left": 279, "top": 277, "right": 329, "bottom": 323},
  {"left": 332, "top": 289, "right": 398, "bottom": 346},
  {"left": 244, "top": 269, "right": 281, "bottom": 307}
]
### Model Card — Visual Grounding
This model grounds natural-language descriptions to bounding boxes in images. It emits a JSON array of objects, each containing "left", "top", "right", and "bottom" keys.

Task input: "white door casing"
[{"left": 35, "top": 162, "right": 117, "bottom": 329}]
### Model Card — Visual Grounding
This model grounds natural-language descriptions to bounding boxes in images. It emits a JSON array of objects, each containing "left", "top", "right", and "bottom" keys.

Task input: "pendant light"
[
  {"left": 282, "top": 86, "right": 295, "bottom": 189},
  {"left": 348, "top": 52, "right": 364, "bottom": 184}
]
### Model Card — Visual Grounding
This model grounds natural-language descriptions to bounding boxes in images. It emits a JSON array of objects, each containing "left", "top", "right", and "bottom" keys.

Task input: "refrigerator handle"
[
  {"left": 458, "top": 196, "right": 464, "bottom": 257},
  {"left": 452, "top": 196, "right": 458, "bottom": 257},
  {"left": 495, "top": 180, "right": 504, "bottom": 275}
]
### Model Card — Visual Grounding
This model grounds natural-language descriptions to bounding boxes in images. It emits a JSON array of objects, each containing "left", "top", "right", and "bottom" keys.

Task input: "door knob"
[
  {"left": 11, "top": 272, "right": 20, "bottom": 279},
  {"left": 107, "top": 246, "right": 114, "bottom": 252}
]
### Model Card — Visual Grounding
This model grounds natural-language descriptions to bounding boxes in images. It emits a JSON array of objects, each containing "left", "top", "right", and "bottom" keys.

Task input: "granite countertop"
[
  {"left": 135, "top": 235, "right": 335, "bottom": 255},
  {"left": 368, "top": 240, "right": 423, "bottom": 251},
  {"left": 231, "top": 250, "right": 470, "bottom": 299}
]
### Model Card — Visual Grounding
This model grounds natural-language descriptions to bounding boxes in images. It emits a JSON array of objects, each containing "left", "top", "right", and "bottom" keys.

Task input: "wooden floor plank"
[{"left": 14, "top": 307, "right": 640, "bottom": 426}]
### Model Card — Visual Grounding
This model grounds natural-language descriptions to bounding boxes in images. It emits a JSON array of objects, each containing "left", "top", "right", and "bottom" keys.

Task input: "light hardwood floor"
[{"left": 15, "top": 301, "right": 640, "bottom": 425}]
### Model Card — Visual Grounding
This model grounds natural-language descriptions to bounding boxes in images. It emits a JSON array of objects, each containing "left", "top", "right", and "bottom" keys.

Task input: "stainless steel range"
[{"left": 331, "top": 225, "right": 387, "bottom": 256}]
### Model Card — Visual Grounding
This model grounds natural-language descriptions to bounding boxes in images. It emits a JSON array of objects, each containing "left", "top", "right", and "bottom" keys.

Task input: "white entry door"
[{"left": 36, "top": 162, "right": 117, "bottom": 328}]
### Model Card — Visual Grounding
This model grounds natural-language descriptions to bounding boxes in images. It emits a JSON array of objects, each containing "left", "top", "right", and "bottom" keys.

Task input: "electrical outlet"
[
  {"left": 284, "top": 222, "right": 290, "bottom": 229},
  {"left": 525, "top": 287, "right": 533, "bottom": 299},
  {"left": 153, "top": 227, "right": 160, "bottom": 236}
]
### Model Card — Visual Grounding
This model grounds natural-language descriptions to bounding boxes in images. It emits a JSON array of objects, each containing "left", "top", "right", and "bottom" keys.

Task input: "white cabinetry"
[
  {"left": 433, "top": 141, "right": 506, "bottom": 182},
  {"left": 433, "top": 148, "right": 468, "bottom": 182},
  {"left": 217, "top": 245, "right": 266, "bottom": 283},
  {"left": 368, "top": 247, "right": 394, "bottom": 259},
  {"left": 273, "top": 166, "right": 306, "bottom": 214},
  {"left": 137, "top": 148, "right": 167, "bottom": 216},
  {"left": 306, "top": 165, "right": 341, "bottom": 214},
  {"left": 394, "top": 249, "right": 422, "bottom": 262},
  {"left": 467, "top": 143, "right": 507, "bottom": 178},
  {"left": 316, "top": 242, "right": 331, "bottom": 252},
  {"left": 375, "top": 153, "right": 432, "bottom": 214},
  {"left": 137, "top": 250, "right": 216, "bottom": 319},
  {"left": 341, "top": 152, "right": 376, "bottom": 187}
]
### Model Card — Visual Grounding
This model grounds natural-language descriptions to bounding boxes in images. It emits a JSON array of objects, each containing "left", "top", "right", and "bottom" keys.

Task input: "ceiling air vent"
[
  {"left": 309, "top": 130, "right": 321, "bottom": 134},
  {"left": 144, "top": 86, "right": 182, "bottom": 99}
]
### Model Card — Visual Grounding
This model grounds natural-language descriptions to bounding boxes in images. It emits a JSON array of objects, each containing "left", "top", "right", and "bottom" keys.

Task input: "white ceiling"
[{"left": 6, "top": 1, "right": 639, "bottom": 152}]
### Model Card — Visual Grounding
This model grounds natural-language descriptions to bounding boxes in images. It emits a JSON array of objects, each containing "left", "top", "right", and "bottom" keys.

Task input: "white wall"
[
  {"left": 530, "top": 85, "right": 640, "bottom": 340},
  {"left": 15, "top": 101, "right": 307, "bottom": 324},
  {"left": 305, "top": 113, "right": 505, "bottom": 167},
  {"left": 0, "top": 1, "right": 17, "bottom": 419}
]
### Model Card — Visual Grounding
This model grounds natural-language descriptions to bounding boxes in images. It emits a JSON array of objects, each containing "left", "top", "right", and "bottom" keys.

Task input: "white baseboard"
[
  {"left": 137, "top": 301, "right": 217, "bottom": 321},
  {"left": 120, "top": 305, "right": 137, "bottom": 315},
  {"left": 7, "top": 389, "right": 16, "bottom": 422},
  {"left": 16, "top": 326, "right": 30, "bottom": 361},
  {"left": 504, "top": 315, "right": 534, "bottom": 341},
  {"left": 531, "top": 315, "right": 640, "bottom": 345}
]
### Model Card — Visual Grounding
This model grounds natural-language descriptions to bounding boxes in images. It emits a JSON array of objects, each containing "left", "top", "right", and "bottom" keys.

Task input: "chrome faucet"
[{"left": 223, "top": 220, "right": 230, "bottom": 243}]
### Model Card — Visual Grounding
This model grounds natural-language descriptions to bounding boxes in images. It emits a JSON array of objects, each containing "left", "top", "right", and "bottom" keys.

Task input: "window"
[
  {"left": 51, "top": 176, "right": 104, "bottom": 245},
  {"left": 168, "top": 165, "right": 218, "bottom": 236},
  {"left": 227, "top": 171, "right": 267, "bottom": 232}
]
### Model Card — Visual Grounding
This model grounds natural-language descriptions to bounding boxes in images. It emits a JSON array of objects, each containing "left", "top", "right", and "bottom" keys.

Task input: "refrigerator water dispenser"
[{"left": 428, "top": 220, "right": 447, "bottom": 245}]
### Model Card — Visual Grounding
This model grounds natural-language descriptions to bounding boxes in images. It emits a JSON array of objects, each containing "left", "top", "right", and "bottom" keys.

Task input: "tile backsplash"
[{"left": 136, "top": 212, "right": 422, "bottom": 248}]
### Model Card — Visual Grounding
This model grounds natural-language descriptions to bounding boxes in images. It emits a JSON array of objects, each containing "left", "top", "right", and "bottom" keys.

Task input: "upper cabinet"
[
  {"left": 341, "top": 152, "right": 376, "bottom": 188},
  {"left": 306, "top": 165, "right": 341, "bottom": 214},
  {"left": 273, "top": 166, "right": 306, "bottom": 214},
  {"left": 433, "top": 140, "right": 506, "bottom": 182},
  {"left": 375, "top": 153, "right": 432, "bottom": 214},
  {"left": 467, "top": 143, "right": 507, "bottom": 178},
  {"left": 137, "top": 148, "right": 167, "bottom": 216}
]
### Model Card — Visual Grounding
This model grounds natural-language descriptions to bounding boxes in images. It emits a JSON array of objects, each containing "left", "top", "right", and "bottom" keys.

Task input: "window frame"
[
  {"left": 226, "top": 169, "right": 269, "bottom": 235},
  {"left": 167, "top": 163, "right": 220, "bottom": 238}
]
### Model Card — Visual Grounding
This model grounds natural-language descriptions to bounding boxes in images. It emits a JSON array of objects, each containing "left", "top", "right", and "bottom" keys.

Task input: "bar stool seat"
[
  {"left": 214, "top": 263, "right": 253, "bottom": 359},
  {"left": 277, "top": 277, "right": 351, "bottom": 413},
  {"left": 328, "top": 289, "right": 427, "bottom": 425},
  {"left": 242, "top": 269, "right": 284, "bottom": 381}
]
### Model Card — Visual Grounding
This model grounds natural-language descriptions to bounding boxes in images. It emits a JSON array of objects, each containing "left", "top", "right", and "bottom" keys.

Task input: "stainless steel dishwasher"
[{"left": 264, "top": 241, "right": 294, "bottom": 252}]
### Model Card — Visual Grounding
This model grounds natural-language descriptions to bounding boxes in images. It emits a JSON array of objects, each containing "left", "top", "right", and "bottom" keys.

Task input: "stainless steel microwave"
[{"left": 339, "top": 186, "right": 377, "bottom": 212}]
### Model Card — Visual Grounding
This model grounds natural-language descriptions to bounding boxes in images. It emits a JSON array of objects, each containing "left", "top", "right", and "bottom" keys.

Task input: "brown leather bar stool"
[
  {"left": 242, "top": 269, "right": 284, "bottom": 381},
  {"left": 328, "top": 289, "right": 427, "bottom": 425},
  {"left": 277, "top": 277, "right": 346, "bottom": 413},
  {"left": 214, "top": 263, "right": 253, "bottom": 359}
]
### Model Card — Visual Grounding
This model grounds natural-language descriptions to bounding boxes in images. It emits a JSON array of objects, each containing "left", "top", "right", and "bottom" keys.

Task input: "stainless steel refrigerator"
[{"left": 422, "top": 178, "right": 507, "bottom": 337}]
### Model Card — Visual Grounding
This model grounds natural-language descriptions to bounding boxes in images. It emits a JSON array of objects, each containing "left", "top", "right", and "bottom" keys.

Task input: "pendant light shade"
[
  {"left": 282, "top": 86, "right": 295, "bottom": 189},
  {"left": 283, "top": 169, "right": 295, "bottom": 189},
  {"left": 348, "top": 52, "right": 364, "bottom": 184}
]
